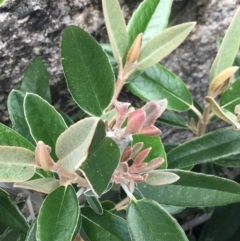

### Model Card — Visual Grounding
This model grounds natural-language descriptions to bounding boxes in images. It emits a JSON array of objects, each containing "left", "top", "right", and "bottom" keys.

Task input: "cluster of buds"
[
  {"left": 107, "top": 99, "right": 167, "bottom": 153},
  {"left": 112, "top": 143, "right": 164, "bottom": 192}
]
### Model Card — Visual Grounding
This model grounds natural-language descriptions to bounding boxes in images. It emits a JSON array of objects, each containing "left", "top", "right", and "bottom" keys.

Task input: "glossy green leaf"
[
  {"left": 0, "top": 123, "right": 34, "bottom": 151},
  {"left": 138, "top": 170, "right": 240, "bottom": 206},
  {"left": 168, "top": 127, "right": 240, "bottom": 169},
  {"left": 85, "top": 190, "right": 103, "bottom": 214},
  {"left": 14, "top": 178, "right": 61, "bottom": 194},
  {"left": 0, "top": 193, "right": 29, "bottom": 232},
  {"left": 61, "top": 26, "right": 114, "bottom": 116},
  {"left": 25, "top": 221, "right": 37, "bottom": 241},
  {"left": 1, "top": 230, "right": 26, "bottom": 241},
  {"left": 80, "top": 136, "right": 120, "bottom": 197},
  {"left": 137, "top": 22, "right": 196, "bottom": 70},
  {"left": 157, "top": 109, "right": 188, "bottom": 128},
  {"left": 127, "top": 64, "right": 192, "bottom": 111},
  {"left": 199, "top": 203, "right": 240, "bottom": 241},
  {"left": 215, "top": 154, "right": 240, "bottom": 167},
  {"left": 37, "top": 185, "right": 79, "bottom": 241},
  {"left": 127, "top": 199, "right": 188, "bottom": 241},
  {"left": 102, "top": 0, "right": 127, "bottom": 64},
  {"left": 0, "top": 146, "right": 36, "bottom": 182},
  {"left": 24, "top": 93, "right": 67, "bottom": 160},
  {"left": 210, "top": 7, "right": 240, "bottom": 81},
  {"left": 132, "top": 134, "right": 167, "bottom": 169},
  {"left": 128, "top": 0, "right": 173, "bottom": 46},
  {"left": 7, "top": 90, "right": 35, "bottom": 144},
  {"left": 220, "top": 78, "right": 240, "bottom": 112},
  {"left": 82, "top": 207, "right": 131, "bottom": 241},
  {"left": 56, "top": 117, "right": 101, "bottom": 173},
  {"left": 20, "top": 57, "right": 51, "bottom": 103}
]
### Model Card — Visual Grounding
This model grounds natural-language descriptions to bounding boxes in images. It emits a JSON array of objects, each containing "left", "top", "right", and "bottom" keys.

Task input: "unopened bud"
[{"left": 126, "top": 33, "right": 143, "bottom": 64}]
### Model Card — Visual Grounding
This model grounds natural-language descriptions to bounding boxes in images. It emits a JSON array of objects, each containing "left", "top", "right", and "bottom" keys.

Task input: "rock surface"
[{"left": 0, "top": 0, "right": 239, "bottom": 142}]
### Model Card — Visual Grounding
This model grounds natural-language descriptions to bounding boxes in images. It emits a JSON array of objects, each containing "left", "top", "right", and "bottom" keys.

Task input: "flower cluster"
[
  {"left": 112, "top": 142, "right": 164, "bottom": 192},
  {"left": 107, "top": 99, "right": 167, "bottom": 153}
]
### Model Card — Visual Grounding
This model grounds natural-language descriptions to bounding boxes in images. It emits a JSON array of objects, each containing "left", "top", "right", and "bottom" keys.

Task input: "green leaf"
[
  {"left": 0, "top": 146, "right": 36, "bottom": 182},
  {"left": 102, "top": 0, "right": 128, "bottom": 64},
  {"left": 61, "top": 26, "right": 115, "bottom": 116},
  {"left": 168, "top": 127, "right": 240, "bottom": 169},
  {"left": 215, "top": 154, "right": 240, "bottom": 167},
  {"left": 127, "top": 199, "right": 188, "bottom": 241},
  {"left": 0, "top": 123, "right": 34, "bottom": 151},
  {"left": 85, "top": 190, "right": 103, "bottom": 215},
  {"left": 82, "top": 207, "right": 131, "bottom": 241},
  {"left": 37, "top": 185, "right": 79, "bottom": 241},
  {"left": 20, "top": 57, "right": 51, "bottom": 103},
  {"left": 25, "top": 221, "right": 37, "bottom": 241},
  {"left": 145, "top": 170, "right": 179, "bottom": 185},
  {"left": 220, "top": 78, "right": 240, "bottom": 112},
  {"left": 210, "top": 7, "right": 240, "bottom": 81},
  {"left": 80, "top": 136, "right": 120, "bottom": 197},
  {"left": 128, "top": 0, "right": 173, "bottom": 46},
  {"left": 14, "top": 178, "right": 61, "bottom": 194},
  {"left": 138, "top": 170, "right": 240, "bottom": 206},
  {"left": 199, "top": 203, "right": 240, "bottom": 241},
  {"left": 132, "top": 134, "right": 167, "bottom": 169},
  {"left": 56, "top": 117, "right": 101, "bottom": 173},
  {"left": 137, "top": 22, "right": 196, "bottom": 70},
  {"left": 157, "top": 109, "right": 188, "bottom": 128},
  {"left": 127, "top": 64, "right": 192, "bottom": 111},
  {"left": 7, "top": 90, "right": 35, "bottom": 144},
  {"left": 1, "top": 230, "right": 26, "bottom": 241},
  {"left": 0, "top": 193, "right": 29, "bottom": 232},
  {"left": 24, "top": 93, "right": 67, "bottom": 161}
]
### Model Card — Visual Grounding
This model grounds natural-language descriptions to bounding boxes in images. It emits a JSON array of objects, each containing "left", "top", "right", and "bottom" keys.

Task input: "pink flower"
[
  {"left": 112, "top": 99, "right": 167, "bottom": 139},
  {"left": 112, "top": 142, "right": 164, "bottom": 192}
]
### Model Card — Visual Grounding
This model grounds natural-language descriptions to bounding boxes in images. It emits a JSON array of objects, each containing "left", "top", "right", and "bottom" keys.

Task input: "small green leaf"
[
  {"left": 137, "top": 22, "right": 196, "bottom": 70},
  {"left": 205, "top": 96, "right": 240, "bottom": 129},
  {"left": 132, "top": 134, "right": 167, "bottom": 169},
  {"left": 80, "top": 136, "right": 120, "bottom": 197},
  {"left": 14, "top": 178, "right": 61, "bottom": 194},
  {"left": 157, "top": 109, "right": 188, "bottom": 128},
  {"left": 138, "top": 170, "right": 240, "bottom": 206},
  {"left": 0, "top": 146, "right": 36, "bottom": 182},
  {"left": 145, "top": 170, "right": 179, "bottom": 185},
  {"left": 127, "top": 64, "right": 192, "bottom": 111},
  {"left": 85, "top": 190, "right": 103, "bottom": 215},
  {"left": 1, "top": 230, "right": 26, "bottom": 241},
  {"left": 82, "top": 207, "right": 131, "bottom": 241},
  {"left": 0, "top": 123, "right": 34, "bottom": 151},
  {"left": 127, "top": 199, "right": 188, "bottom": 241},
  {"left": 199, "top": 203, "right": 240, "bottom": 241},
  {"left": 220, "top": 78, "right": 240, "bottom": 112},
  {"left": 168, "top": 127, "right": 240, "bottom": 169},
  {"left": 210, "top": 7, "right": 240, "bottom": 81},
  {"left": 56, "top": 117, "right": 101, "bottom": 173},
  {"left": 61, "top": 26, "right": 115, "bottom": 116},
  {"left": 102, "top": 0, "right": 128, "bottom": 64},
  {"left": 24, "top": 93, "right": 67, "bottom": 161},
  {"left": 0, "top": 193, "right": 29, "bottom": 232},
  {"left": 20, "top": 57, "right": 51, "bottom": 103},
  {"left": 37, "top": 185, "right": 79, "bottom": 241},
  {"left": 25, "top": 221, "right": 37, "bottom": 241},
  {"left": 7, "top": 90, "right": 35, "bottom": 144},
  {"left": 128, "top": 0, "right": 173, "bottom": 46}
]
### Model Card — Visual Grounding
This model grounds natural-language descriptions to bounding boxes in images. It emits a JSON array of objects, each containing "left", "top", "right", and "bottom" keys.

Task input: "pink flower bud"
[
  {"left": 114, "top": 100, "right": 130, "bottom": 129},
  {"left": 139, "top": 125, "right": 162, "bottom": 136},
  {"left": 124, "top": 109, "right": 146, "bottom": 135}
]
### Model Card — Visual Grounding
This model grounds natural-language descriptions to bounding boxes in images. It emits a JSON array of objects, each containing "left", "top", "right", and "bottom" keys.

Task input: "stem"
[
  {"left": 120, "top": 181, "right": 136, "bottom": 201},
  {"left": 189, "top": 105, "right": 203, "bottom": 120},
  {"left": 115, "top": 197, "right": 129, "bottom": 211},
  {"left": 198, "top": 104, "right": 211, "bottom": 136}
]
